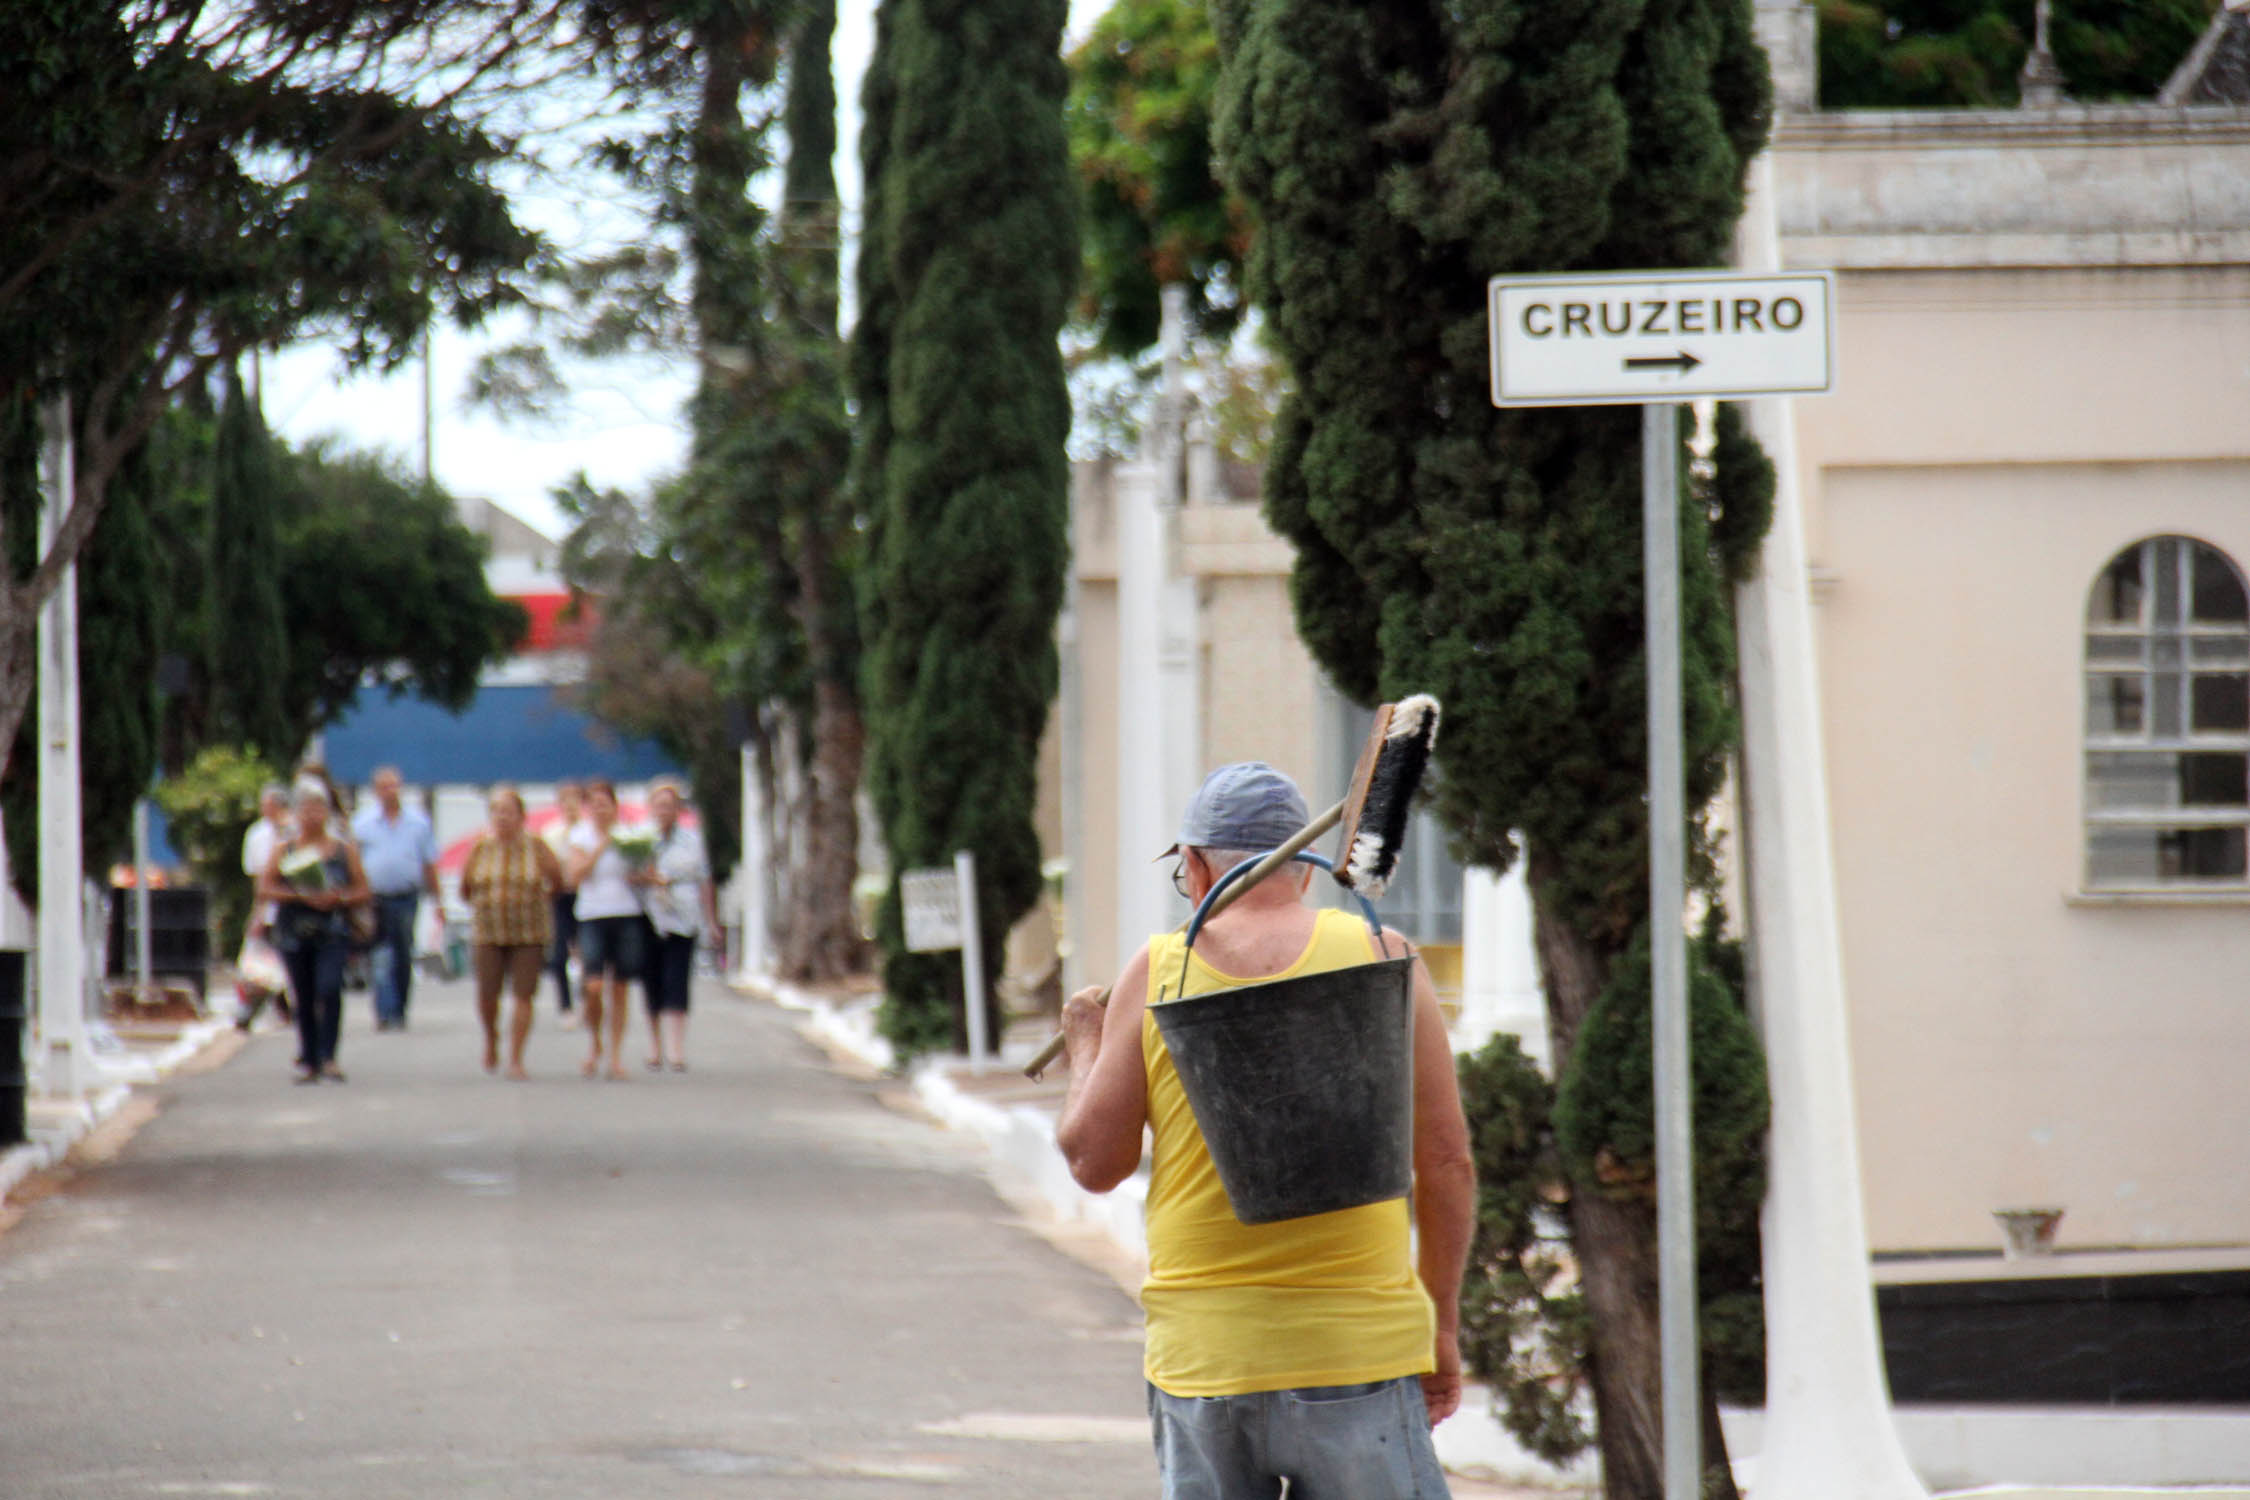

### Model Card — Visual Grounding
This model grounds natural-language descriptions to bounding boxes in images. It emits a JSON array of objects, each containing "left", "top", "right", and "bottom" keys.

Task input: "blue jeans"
[
  {"left": 370, "top": 893, "right": 420, "bottom": 1025},
  {"left": 284, "top": 938, "right": 347, "bottom": 1070},
  {"left": 1147, "top": 1377, "right": 1451, "bottom": 1500}
]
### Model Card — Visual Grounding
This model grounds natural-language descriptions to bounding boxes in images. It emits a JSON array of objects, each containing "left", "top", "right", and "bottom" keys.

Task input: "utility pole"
[{"left": 36, "top": 393, "right": 88, "bottom": 1101}]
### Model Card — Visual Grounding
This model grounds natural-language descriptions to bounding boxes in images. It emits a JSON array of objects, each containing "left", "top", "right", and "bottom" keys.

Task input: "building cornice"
[
  {"left": 1775, "top": 104, "right": 2250, "bottom": 151},
  {"left": 1774, "top": 106, "right": 2250, "bottom": 270}
]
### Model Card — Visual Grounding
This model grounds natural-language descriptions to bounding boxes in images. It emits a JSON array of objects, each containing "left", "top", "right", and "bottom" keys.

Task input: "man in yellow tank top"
[{"left": 1058, "top": 763, "right": 1476, "bottom": 1499}]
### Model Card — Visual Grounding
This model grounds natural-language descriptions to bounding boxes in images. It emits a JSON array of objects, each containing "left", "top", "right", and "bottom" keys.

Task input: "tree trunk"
[
  {"left": 1529, "top": 845, "right": 1739, "bottom": 1500},
  {"left": 788, "top": 675, "right": 863, "bottom": 981}
]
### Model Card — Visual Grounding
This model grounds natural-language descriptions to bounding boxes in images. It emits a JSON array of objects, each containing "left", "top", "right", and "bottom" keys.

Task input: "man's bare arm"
[
  {"left": 1404, "top": 946, "right": 1476, "bottom": 1426},
  {"left": 1054, "top": 946, "right": 1152, "bottom": 1193}
]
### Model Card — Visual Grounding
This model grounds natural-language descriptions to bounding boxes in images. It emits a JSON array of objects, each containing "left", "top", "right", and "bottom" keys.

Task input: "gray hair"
[
  {"left": 259, "top": 783, "right": 290, "bottom": 806},
  {"left": 1190, "top": 847, "right": 1259, "bottom": 876}
]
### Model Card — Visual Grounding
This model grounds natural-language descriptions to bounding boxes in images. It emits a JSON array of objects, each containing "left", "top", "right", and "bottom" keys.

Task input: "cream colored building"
[{"left": 1047, "top": 13, "right": 2250, "bottom": 1257}]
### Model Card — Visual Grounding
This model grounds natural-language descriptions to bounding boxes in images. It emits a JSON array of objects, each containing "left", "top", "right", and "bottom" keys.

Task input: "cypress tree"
[
  {"left": 205, "top": 363, "right": 294, "bottom": 769},
  {"left": 1211, "top": 4, "right": 1772, "bottom": 1496},
  {"left": 855, "top": 0, "right": 1077, "bottom": 1056},
  {"left": 772, "top": 0, "right": 867, "bottom": 982}
]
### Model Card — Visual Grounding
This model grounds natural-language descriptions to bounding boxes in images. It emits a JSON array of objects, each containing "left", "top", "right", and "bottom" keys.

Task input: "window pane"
[
  {"left": 2087, "top": 635, "right": 2142, "bottom": 664},
  {"left": 2153, "top": 673, "right": 2185, "bottom": 736},
  {"left": 2089, "top": 825, "right": 2250, "bottom": 885},
  {"left": 2193, "top": 674, "right": 2250, "bottom": 733},
  {"left": 2089, "top": 751, "right": 2177, "bottom": 809},
  {"left": 2193, "top": 636, "right": 2250, "bottom": 664},
  {"left": 2156, "top": 539, "right": 2183, "bottom": 624},
  {"left": 2088, "top": 751, "right": 2250, "bottom": 809},
  {"left": 2191, "top": 543, "right": 2248, "bottom": 624},
  {"left": 2090, "top": 547, "right": 2144, "bottom": 625},
  {"left": 2089, "top": 825, "right": 2163, "bottom": 884},
  {"left": 2086, "top": 674, "right": 2145, "bottom": 734},
  {"left": 2182, "top": 752, "right": 2250, "bottom": 805},
  {"left": 2163, "top": 826, "right": 2247, "bottom": 879}
]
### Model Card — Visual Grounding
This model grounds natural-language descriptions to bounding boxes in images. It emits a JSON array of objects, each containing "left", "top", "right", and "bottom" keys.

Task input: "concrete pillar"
[
  {"left": 1756, "top": 0, "right": 1820, "bottom": 115},
  {"left": 1113, "top": 286, "right": 1203, "bottom": 970},
  {"left": 1456, "top": 865, "right": 1550, "bottom": 1068},
  {"left": 35, "top": 393, "right": 88, "bottom": 1100},
  {"left": 1732, "top": 152, "right": 1928, "bottom": 1500}
]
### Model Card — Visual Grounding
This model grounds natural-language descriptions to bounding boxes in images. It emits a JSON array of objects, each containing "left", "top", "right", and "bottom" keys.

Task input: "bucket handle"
[{"left": 1173, "top": 849, "right": 1391, "bottom": 1000}]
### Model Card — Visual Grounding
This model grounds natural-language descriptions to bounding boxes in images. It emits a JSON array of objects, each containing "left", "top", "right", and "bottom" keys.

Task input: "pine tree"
[
  {"left": 855, "top": 0, "right": 1076, "bottom": 1056},
  {"left": 205, "top": 364, "right": 295, "bottom": 769},
  {"left": 1211, "top": 3, "right": 1773, "bottom": 1496}
]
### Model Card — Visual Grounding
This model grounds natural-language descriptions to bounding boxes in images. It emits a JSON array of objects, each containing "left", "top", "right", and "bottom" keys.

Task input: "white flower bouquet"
[
  {"left": 278, "top": 845, "right": 330, "bottom": 891},
  {"left": 609, "top": 828, "right": 659, "bottom": 867}
]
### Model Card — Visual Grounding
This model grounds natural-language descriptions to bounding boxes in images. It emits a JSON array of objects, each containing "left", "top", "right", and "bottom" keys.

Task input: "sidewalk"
[
  {"left": 1, "top": 1013, "right": 237, "bottom": 1208},
  {"left": 747, "top": 972, "right": 1599, "bottom": 1497},
  {"left": 744, "top": 974, "right": 2250, "bottom": 1499}
]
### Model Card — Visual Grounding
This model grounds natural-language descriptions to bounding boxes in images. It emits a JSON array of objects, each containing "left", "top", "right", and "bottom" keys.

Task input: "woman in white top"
[
  {"left": 568, "top": 779, "right": 644, "bottom": 1080},
  {"left": 628, "top": 778, "right": 719, "bottom": 1071}
]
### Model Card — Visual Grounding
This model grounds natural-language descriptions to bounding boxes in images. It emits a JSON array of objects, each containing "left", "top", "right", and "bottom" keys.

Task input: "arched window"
[{"left": 2085, "top": 536, "right": 2250, "bottom": 887}]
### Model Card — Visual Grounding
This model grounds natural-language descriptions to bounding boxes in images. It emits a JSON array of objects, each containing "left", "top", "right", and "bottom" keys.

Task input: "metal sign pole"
[
  {"left": 954, "top": 851, "right": 988, "bottom": 1073},
  {"left": 1643, "top": 401, "right": 1699, "bottom": 1500}
]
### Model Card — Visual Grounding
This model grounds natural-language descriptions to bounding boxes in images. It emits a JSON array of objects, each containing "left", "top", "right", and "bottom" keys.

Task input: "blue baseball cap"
[{"left": 1162, "top": 762, "right": 1311, "bottom": 857}]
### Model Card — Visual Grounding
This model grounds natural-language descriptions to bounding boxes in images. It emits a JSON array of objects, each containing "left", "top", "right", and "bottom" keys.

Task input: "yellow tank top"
[{"left": 1140, "top": 906, "right": 1434, "bottom": 1396}]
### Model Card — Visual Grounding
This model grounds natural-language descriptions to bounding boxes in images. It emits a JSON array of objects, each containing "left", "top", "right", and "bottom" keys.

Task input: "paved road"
[{"left": 0, "top": 975, "right": 1156, "bottom": 1498}]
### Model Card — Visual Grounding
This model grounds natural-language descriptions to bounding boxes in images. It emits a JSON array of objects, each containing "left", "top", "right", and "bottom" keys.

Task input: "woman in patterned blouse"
[{"left": 459, "top": 785, "right": 564, "bottom": 1078}]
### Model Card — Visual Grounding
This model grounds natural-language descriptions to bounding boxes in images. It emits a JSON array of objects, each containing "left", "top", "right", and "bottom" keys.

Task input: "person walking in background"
[
  {"left": 259, "top": 778, "right": 370, "bottom": 1085},
  {"left": 459, "top": 786, "right": 563, "bottom": 1080},
  {"left": 237, "top": 783, "right": 295, "bottom": 1030},
  {"left": 567, "top": 779, "right": 644, "bottom": 1081},
  {"left": 630, "top": 778, "right": 719, "bottom": 1072},
  {"left": 351, "top": 765, "right": 440, "bottom": 1031},
  {"left": 543, "top": 781, "right": 585, "bottom": 1027}
]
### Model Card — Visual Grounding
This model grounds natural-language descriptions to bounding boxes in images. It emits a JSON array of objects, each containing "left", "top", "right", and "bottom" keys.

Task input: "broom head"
[{"left": 1334, "top": 694, "right": 1440, "bottom": 899}]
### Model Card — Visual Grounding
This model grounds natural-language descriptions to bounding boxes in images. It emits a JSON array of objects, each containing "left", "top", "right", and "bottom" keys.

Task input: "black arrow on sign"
[{"left": 1624, "top": 350, "right": 1702, "bottom": 373}]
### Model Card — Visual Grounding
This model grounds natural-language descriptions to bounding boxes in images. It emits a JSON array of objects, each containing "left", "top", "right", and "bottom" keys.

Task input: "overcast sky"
[{"left": 264, "top": 0, "right": 1111, "bottom": 545}]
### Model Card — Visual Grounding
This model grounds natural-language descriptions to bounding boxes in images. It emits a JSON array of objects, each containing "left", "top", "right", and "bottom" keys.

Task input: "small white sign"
[
  {"left": 900, "top": 868, "right": 963, "bottom": 953},
  {"left": 1489, "top": 270, "right": 1833, "bottom": 406}
]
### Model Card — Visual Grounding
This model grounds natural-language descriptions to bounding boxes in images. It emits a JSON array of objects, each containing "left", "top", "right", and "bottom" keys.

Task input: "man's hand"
[
  {"left": 1421, "top": 1335, "right": 1463, "bottom": 1427},
  {"left": 1059, "top": 984, "right": 1109, "bottom": 1066}
]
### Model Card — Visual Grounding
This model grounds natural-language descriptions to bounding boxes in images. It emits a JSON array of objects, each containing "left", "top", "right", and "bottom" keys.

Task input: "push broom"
[{"left": 1023, "top": 694, "right": 1440, "bottom": 1080}]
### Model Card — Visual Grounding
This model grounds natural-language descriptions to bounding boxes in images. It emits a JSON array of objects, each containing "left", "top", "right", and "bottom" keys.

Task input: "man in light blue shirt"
[{"left": 351, "top": 766, "right": 440, "bottom": 1030}]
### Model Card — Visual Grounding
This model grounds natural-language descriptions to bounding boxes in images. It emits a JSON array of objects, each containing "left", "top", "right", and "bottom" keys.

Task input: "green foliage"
[
  {"left": 206, "top": 365, "right": 296, "bottom": 770},
  {"left": 0, "top": 3, "right": 542, "bottom": 790},
  {"left": 152, "top": 745, "right": 281, "bottom": 956},
  {"left": 1551, "top": 919, "right": 1770, "bottom": 1400},
  {"left": 1067, "top": 0, "right": 1247, "bottom": 360},
  {"left": 274, "top": 440, "right": 526, "bottom": 732},
  {"left": 1455, "top": 1033, "right": 1594, "bottom": 1464},
  {"left": 857, "top": 0, "right": 1077, "bottom": 1056},
  {"left": 1817, "top": 0, "right": 2215, "bottom": 107}
]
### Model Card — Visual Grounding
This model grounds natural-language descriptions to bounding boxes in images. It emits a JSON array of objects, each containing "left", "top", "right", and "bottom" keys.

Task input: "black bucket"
[
  {"left": 1151, "top": 955, "right": 1416, "bottom": 1225},
  {"left": 0, "top": 950, "right": 26, "bottom": 1148}
]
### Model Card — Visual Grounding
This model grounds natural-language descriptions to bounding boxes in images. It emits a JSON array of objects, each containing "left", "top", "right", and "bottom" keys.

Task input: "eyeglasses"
[{"left": 1170, "top": 861, "right": 1191, "bottom": 899}]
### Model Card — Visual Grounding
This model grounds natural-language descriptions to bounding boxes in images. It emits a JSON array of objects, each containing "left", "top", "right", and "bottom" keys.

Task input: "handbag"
[{"left": 346, "top": 897, "right": 378, "bottom": 947}]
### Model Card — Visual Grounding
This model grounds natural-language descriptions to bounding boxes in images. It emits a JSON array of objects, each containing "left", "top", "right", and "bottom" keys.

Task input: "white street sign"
[
  {"left": 900, "top": 867, "right": 964, "bottom": 953},
  {"left": 1489, "top": 270, "right": 1833, "bottom": 406}
]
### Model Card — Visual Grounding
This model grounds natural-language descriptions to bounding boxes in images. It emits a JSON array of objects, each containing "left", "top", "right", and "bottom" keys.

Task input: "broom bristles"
[{"left": 1336, "top": 694, "right": 1439, "bottom": 899}]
